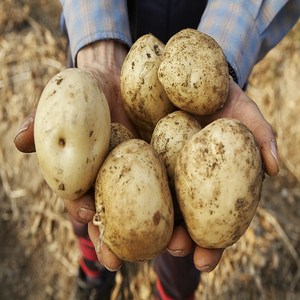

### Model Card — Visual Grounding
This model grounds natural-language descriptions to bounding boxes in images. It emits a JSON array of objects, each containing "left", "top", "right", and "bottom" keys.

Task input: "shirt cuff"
[
  {"left": 61, "top": 0, "right": 132, "bottom": 64},
  {"left": 198, "top": 1, "right": 261, "bottom": 87}
]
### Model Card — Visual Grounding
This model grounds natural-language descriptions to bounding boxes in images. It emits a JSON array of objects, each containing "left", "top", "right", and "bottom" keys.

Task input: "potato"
[
  {"left": 120, "top": 34, "right": 175, "bottom": 134},
  {"left": 34, "top": 68, "right": 111, "bottom": 200},
  {"left": 93, "top": 139, "right": 174, "bottom": 262},
  {"left": 109, "top": 123, "right": 134, "bottom": 152},
  {"left": 151, "top": 110, "right": 201, "bottom": 181},
  {"left": 175, "top": 118, "right": 263, "bottom": 248},
  {"left": 158, "top": 28, "right": 229, "bottom": 115}
]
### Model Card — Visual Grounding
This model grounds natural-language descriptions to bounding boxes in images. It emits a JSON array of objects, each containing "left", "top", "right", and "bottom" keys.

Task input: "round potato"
[
  {"left": 120, "top": 34, "right": 175, "bottom": 133},
  {"left": 175, "top": 118, "right": 263, "bottom": 248},
  {"left": 158, "top": 28, "right": 229, "bottom": 116},
  {"left": 34, "top": 68, "right": 111, "bottom": 200},
  {"left": 94, "top": 139, "right": 174, "bottom": 262},
  {"left": 151, "top": 110, "right": 201, "bottom": 181}
]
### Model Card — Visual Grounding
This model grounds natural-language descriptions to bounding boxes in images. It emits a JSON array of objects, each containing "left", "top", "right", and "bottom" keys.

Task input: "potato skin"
[
  {"left": 151, "top": 110, "right": 201, "bottom": 180},
  {"left": 94, "top": 139, "right": 174, "bottom": 262},
  {"left": 34, "top": 68, "right": 111, "bottom": 200},
  {"left": 175, "top": 118, "right": 263, "bottom": 248},
  {"left": 120, "top": 34, "right": 175, "bottom": 133},
  {"left": 108, "top": 123, "right": 134, "bottom": 152},
  {"left": 158, "top": 29, "right": 229, "bottom": 116}
]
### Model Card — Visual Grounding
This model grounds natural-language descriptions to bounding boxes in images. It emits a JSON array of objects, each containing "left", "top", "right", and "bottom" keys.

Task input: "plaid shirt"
[{"left": 61, "top": 0, "right": 300, "bottom": 87}]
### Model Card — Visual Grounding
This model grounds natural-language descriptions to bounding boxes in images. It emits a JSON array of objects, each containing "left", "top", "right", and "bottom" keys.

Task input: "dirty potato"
[
  {"left": 158, "top": 28, "right": 229, "bottom": 116},
  {"left": 94, "top": 139, "right": 174, "bottom": 262},
  {"left": 151, "top": 110, "right": 201, "bottom": 181},
  {"left": 109, "top": 123, "right": 134, "bottom": 152},
  {"left": 120, "top": 34, "right": 175, "bottom": 134},
  {"left": 175, "top": 118, "right": 263, "bottom": 248},
  {"left": 34, "top": 68, "right": 111, "bottom": 200}
]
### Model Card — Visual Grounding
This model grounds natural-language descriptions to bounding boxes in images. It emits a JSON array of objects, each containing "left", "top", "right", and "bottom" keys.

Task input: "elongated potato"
[
  {"left": 151, "top": 110, "right": 201, "bottom": 180},
  {"left": 34, "top": 68, "right": 111, "bottom": 200},
  {"left": 158, "top": 29, "right": 229, "bottom": 115},
  {"left": 175, "top": 118, "right": 263, "bottom": 248},
  {"left": 120, "top": 34, "right": 175, "bottom": 133},
  {"left": 94, "top": 139, "right": 174, "bottom": 262}
]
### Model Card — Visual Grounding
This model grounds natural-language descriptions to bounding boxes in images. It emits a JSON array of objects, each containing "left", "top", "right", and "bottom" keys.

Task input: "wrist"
[{"left": 76, "top": 40, "right": 128, "bottom": 73}]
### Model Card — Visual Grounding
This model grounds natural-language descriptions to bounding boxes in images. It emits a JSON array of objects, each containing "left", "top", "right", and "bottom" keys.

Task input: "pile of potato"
[{"left": 34, "top": 29, "right": 263, "bottom": 262}]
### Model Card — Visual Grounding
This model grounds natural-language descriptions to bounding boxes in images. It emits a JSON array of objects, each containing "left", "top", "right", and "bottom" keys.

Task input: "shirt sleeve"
[
  {"left": 60, "top": 0, "right": 132, "bottom": 63},
  {"left": 198, "top": 0, "right": 300, "bottom": 87}
]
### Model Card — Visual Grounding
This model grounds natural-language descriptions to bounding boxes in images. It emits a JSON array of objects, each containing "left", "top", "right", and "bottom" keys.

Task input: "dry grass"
[
  {"left": 247, "top": 25, "right": 300, "bottom": 183},
  {"left": 0, "top": 1, "right": 299, "bottom": 299}
]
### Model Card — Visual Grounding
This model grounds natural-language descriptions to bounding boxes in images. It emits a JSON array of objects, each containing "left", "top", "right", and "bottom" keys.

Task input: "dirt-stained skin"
[
  {"left": 174, "top": 118, "right": 263, "bottom": 248},
  {"left": 93, "top": 139, "right": 174, "bottom": 262},
  {"left": 151, "top": 110, "right": 202, "bottom": 181},
  {"left": 120, "top": 34, "right": 175, "bottom": 133},
  {"left": 158, "top": 28, "right": 229, "bottom": 116},
  {"left": 34, "top": 69, "right": 111, "bottom": 200}
]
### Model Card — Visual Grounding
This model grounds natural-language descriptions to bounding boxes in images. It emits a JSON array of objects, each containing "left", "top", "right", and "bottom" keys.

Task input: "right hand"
[{"left": 14, "top": 40, "right": 137, "bottom": 271}]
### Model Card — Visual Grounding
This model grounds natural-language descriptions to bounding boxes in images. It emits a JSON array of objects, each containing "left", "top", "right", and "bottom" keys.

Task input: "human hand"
[
  {"left": 165, "top": 78, "right": 279, "bottom": 272},
  {"left": 15, "top": 55, "right": 279, "bottom": 273},
  {"left": 14, "top": 40, "right": 137, "bottom": 271}
]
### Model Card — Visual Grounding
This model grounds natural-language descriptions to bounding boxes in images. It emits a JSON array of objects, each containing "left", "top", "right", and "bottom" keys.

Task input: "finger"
[
  {"left": 14, "top": 112, "right": 36, "bottom": 153},
  {"left": 209, "top": 80, "right": 279, "bottom": 176},
  {"left": 167, "top": 225, "right": 194, "bottom": 257},
  {"left": 193, "top": 246, "right": 224, "bottom": 272},
  {"left": 229, "top": 83, "right": 279, "bottom": 176},
  {"left": 251, "top": 121, "right": 279, "bottom": 176},
  {"left": 226, "top": 82, "right": 279, "bottom": 176},
  {"left": 234, "top": 99, "right": 279, "bottom": 176},
  {"left": 88, "top": 222, "right": 122, "bottom": 272},
  {"left": 64, "top": 189, "right": 96, "bottom": 223}
]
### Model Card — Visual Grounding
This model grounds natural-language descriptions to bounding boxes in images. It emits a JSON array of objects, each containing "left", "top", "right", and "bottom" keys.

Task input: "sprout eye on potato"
[
  {"left": 93, "top": 139, "right": 174, "bottom": 262},
  {"left": 158, "top": 28, "right": 230, "bottom": 116},
  {"left": 34, "top": 68, "right": 111, "bottom": 200},
  {"left": 174, "top": 118, "right": 263, "bottom": 248}
]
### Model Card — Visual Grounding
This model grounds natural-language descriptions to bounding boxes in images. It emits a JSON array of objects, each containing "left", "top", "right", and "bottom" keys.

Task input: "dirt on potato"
[{"left": 0, "top": 1, "right": 299, "bottom": 299}]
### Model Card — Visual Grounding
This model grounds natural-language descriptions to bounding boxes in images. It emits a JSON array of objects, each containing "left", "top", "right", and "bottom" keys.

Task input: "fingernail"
[
  {"left": 104, "top": 263, "right": 122, "bottom": 272},
  {"left": 15, "top": 116, "right": 33, "bottom": 137},
  {"left": 270, "top": 140, "right": 279, "bottom": 166},
  {"left": 167, "top": 248, "right": 184, "bottom": 257},
  {"left": 77, "top": 207, "right": 95, "bottom": 221},
  {"left": 196, "top": 264, "right": 212, "bottom": 272}
]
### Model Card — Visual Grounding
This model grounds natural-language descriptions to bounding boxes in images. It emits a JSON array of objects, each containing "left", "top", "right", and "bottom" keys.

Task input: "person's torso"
[{"left": 128, "top": 0, "right": 208, "bottom": 43}]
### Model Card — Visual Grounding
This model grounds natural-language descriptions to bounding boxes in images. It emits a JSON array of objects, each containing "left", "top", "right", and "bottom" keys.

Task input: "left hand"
[{"left": 165, "top": 78, "right": 279, "bottom": 272}]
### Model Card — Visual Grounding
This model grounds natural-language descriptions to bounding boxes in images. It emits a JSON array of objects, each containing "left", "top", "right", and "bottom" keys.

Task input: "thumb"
[
  {"left": 251, "top": 121, "right": 279, "bottom": 176},
  {"left": 229, "top": 81, "right": 280, "bottom": 176},
  {"left": 14, "top": 112, "right": 36, "bottom": 153}
]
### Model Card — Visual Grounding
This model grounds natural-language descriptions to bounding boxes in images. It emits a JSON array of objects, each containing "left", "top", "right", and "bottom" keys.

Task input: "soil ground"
[{"left": 1, "top": 1, "right": 300, "bottom": 299}]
